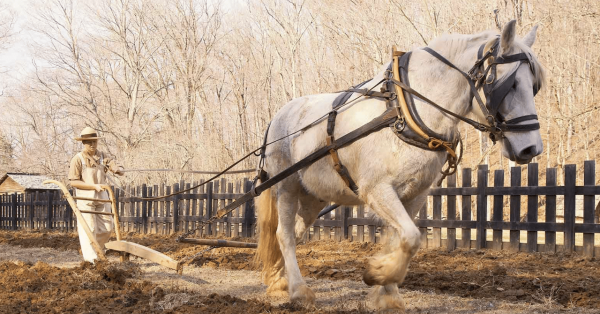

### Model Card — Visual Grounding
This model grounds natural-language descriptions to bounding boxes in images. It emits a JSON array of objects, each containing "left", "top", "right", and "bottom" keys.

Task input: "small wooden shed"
[{"left": 0, "top": 173, "right": 60, "bottom": 194}]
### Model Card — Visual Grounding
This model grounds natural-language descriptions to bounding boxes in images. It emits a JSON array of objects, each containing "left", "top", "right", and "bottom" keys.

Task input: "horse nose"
[{"left": 516, "top": 145, "right": 540, "bottom": 163}]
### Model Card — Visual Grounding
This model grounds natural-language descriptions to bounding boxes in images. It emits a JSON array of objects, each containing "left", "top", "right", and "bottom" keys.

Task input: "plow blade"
[{"left": 105, "top": 240, "right": 182, "bottom": 274}]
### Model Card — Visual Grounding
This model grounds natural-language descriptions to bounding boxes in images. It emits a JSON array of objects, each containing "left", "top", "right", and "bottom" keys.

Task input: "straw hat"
[{"left": 74, "top": 127, "right": 102, "bottom": 141}]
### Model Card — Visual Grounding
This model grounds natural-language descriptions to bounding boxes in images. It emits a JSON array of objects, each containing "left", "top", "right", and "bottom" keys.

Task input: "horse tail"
[{"left": 254, "top": 182, "right": 284, "bottom": 287}]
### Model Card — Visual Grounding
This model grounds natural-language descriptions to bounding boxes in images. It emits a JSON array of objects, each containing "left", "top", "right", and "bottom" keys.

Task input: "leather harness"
[
  {"left": 326, "top": 39, "right": 541, "bottom": 191},
  {"left": 215, "top": 38, "right": 542, "bottom": 218}
]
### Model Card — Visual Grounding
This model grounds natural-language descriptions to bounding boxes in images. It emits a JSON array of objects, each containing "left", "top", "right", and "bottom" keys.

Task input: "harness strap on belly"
[{"left": 326, "top": 111, "right": 359, "bottom": 194}]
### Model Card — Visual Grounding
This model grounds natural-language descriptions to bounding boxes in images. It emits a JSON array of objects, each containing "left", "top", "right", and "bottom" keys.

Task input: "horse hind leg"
[
  {"left": 277, "top": 190, "right": 316, "bottom": 305},
  {"left": 362, "top": 183, "right": 422, "bottom": 311}
]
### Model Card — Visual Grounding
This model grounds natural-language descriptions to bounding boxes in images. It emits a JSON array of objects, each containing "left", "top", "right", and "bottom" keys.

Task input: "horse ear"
[
  {"left": 500, "top": 20, "right": 517, "bottom": 52},
  {"left": 523, "top": 25, "right": 538, "bottom": 47}
]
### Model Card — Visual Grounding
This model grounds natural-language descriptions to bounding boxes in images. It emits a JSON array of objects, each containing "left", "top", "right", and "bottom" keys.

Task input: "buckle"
[
  {"left": 393, "top": 117, "right": 405, "bottom": 133},
  {"left": 467, "top": 66, "right": 483, "bottom": 81},
  {"left": 384, "top": 69, "right": 393, "bottom": 80}
]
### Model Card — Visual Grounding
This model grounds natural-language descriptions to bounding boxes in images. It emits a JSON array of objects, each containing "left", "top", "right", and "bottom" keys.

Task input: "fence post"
[
  {"left": 2, "top": 194, "right": 6, "bottom": 229},
  {"left": 242, "top": 179, "right": 255, "bottom": 237},
  {"left": 545, "top": 168, "right": 557, "bottom": 253},
  {"left": 509, "top": 167, "right": 521, "bottom": 252},
  {"left": 142, "top": 184, "right": 148, "bottom": 234},
  {"left": 225, "top": 182, "right": 233, "bottom": 237},
  {"left": 212, "top": 180, "right": 220, "bottom": 236},
  {"left": 461, "top": 168, "right": 472, "bottom": 249},
  {"left": 357, "top": 205, "right": 365, "bottom": 243},
  {"left": 47, "top": 191, "right": 54, "bottom": 230},
  {"left": 492, "top": 169, "right": 504, "bottom": 251},
  {"left": 185, "top": 182, "right": 192, "bottom": 234},
  {"left": 476, "top": 165, "right": 488, "bottom": 249},
  {"left": 65, "top": 192, "right": 72, "bottom": 232},
  {"left": 153, "top": 185, "right": 159, "bottom": 234},
  {"left": 219, "top": 178, "right": 226, "bottom": 236},
  {"left": 527, "top": 163, "right": 539, "bottom": 252},
  {"left": 447, "top": 173, "right": 457, "bottom": 251},
  {"left": 583, "top": 160, "right": 595, "bottom": 257},
  {"left": 564, "top": 164, "right": 576, "bottom": 252},
  {"left": 29, "top": 193, "right": 34, "bottom": 230},
  {"left": 172, "top": 183, "right": 179, "bottom": 234},
  {"left": 1, "top": 194, "right": 3, "bottom": 229},
  {"left": 342, "top": 206, "right": 350, "bottom": 240},
  {"left": 11, "top": 193, "right": 17, "bottom": 230},
  {"left": 432, "top": 192, "right": 441, "bottom": 248},
  {"left": 206, "top": 182, "right": 213, "bottom": 235}
]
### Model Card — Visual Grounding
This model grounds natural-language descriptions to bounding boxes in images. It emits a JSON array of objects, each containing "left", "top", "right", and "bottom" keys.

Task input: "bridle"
[
  {"left": 420, "top": 37, "right": 541, "bottom": 143},
  {"left": 380, "top": 37, "right": 541, "bottom": 184}
]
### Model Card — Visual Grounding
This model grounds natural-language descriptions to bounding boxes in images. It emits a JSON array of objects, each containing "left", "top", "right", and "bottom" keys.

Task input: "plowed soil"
[{"left": 1, "top": 230, "right": 600, "bottom": 313}]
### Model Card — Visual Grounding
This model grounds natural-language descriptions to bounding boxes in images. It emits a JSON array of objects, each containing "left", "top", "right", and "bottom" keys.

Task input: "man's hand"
[
  {"left": 94, "top": 184, "right": 104, "bottom": 192},
  {"left": 114, "top": 166, "right": 125, "bottom": 176}
]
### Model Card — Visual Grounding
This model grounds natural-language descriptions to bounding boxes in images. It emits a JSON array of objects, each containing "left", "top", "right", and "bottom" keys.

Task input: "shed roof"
[{"left": 0, "top": 173, "right": 60, "bottom": 190}]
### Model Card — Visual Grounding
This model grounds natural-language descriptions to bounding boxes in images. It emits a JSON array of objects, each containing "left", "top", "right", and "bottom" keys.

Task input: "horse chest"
[
  {"left": 391, "top": 159, "right": 441, "bottom": 202},
  {"left": 393, "top": 177, "right": 430, "bottom": 203}
]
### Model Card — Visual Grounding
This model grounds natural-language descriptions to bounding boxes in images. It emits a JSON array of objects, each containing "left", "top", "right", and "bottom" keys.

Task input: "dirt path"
[{"left": 0, "top": 230, "right": 598, "bottom": 313}]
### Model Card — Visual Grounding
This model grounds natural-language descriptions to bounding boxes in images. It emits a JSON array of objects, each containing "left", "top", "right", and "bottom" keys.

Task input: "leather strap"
[
  {"left": 326, "top": 111, "right": 359, "bottom": 194},
  {"left": 214, "top": 108, "right": 399, "bottom": 217}
]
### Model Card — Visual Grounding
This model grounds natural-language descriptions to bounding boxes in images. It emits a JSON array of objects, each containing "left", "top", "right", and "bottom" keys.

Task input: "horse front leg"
[
  {"left": 363, "top": 183, "right": 422, "bottom": 311},
  {"left": 277, "top": 191, "right": 316, "bottom": 305}
]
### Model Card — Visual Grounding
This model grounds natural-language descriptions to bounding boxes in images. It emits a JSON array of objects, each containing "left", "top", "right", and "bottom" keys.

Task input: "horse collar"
[{"left": 388, "top": 51, "right": 459, "bottom": 152}]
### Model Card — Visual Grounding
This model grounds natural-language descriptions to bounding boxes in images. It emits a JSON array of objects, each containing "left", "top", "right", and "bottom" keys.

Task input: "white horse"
[{"left": 255, "top": 20, "right": 545, "bottom": 311}]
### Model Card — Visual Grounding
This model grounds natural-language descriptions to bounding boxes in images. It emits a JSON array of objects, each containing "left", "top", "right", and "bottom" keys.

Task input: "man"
[{"left": 68, "top": 127, "right": 123, "bottom": 262}]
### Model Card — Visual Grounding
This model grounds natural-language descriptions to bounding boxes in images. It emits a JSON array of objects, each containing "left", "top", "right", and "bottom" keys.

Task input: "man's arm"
[
  {"left": 70, "top": 180, "right": 104, "bottom": 192},
  {"left": 68, "top": 154, "right": 104, "bottom": 192},
  {"left": 104, "top": 155, "right": 124, "bottom": 176}
]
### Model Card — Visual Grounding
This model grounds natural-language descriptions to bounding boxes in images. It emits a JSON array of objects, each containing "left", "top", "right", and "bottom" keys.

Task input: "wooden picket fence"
[{"left": 2, "top": 161, "right": 600, "bottom": 256}]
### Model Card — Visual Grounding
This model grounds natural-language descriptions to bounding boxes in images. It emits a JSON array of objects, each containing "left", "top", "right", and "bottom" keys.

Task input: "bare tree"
[{"left": 1, "top": 0, "right": 599, "bottom": 185}]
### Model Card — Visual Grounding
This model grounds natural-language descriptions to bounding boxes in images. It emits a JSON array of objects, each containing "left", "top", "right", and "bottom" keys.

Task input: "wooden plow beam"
[
  {"left": 44, "top": 180, "right": 182, "bottom": 274},
  {"left": 176, "top": 204, "right": 341, "bottom": 249},
  {"left": 178, "top": 238, "right": 257, "bottom": 248}
]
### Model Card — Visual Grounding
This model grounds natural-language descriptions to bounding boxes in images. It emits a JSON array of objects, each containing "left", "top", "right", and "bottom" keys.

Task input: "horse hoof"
[
  {"left": 290, "top": 285, "right": 315, "bottom": 305},
  {"left": 363, "top": 253, "right": 403, "bottom": 286},
  {"left": 369, "top": 286, "right": 405, "bottom": 313},
  {"left": 266, "top": 277, "right": 288, "bottom": 297},
  {"left": 376, "top": 295, "right": 405, "bottom": 312}
]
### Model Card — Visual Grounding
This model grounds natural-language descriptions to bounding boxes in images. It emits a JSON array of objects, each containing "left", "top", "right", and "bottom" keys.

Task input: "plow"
[
  {"left": 44, "top": 180, "right": 258, "bottom": 275},
  {"left": 43, "top": 180, "right": 338, "bottom": 274}
]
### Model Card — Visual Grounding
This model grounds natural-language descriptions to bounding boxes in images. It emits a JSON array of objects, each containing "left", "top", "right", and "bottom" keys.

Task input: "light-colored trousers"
[{"left": 76, "top": 199, "right": 113, "bottom": 263}]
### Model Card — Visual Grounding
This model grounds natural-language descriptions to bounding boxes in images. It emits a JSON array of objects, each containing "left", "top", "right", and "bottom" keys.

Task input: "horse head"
[{"left": 472, "top": 20, "right": 545, "bottom": 164}]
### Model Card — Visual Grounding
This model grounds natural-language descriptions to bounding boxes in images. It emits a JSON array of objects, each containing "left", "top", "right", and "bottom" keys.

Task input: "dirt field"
[{"left": 1, "top": 230, "right": 599, "bottom": 313}]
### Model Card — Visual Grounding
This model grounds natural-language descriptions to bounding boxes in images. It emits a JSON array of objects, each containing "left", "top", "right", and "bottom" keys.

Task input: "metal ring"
[{"left": 393, "top": 118, "right": 405, "bottom": 133}]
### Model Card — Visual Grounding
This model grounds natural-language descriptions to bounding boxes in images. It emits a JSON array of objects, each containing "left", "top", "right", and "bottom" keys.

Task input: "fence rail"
[{"left": 2, "top": 161, "right": 600, "bottom": 256}]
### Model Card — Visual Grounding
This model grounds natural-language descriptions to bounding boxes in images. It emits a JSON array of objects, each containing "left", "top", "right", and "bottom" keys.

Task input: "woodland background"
[{"left": 0, "top": 0, "right": 597, "bottom": 186}]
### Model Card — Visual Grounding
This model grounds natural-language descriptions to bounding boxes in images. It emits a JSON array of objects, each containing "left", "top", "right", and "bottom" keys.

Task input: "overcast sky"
[{"left": 0, "top": 0, "right": 243, "bottom": 95}]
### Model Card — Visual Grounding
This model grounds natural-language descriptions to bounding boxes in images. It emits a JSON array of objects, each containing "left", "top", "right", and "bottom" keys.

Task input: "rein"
[{"left": 112, "top": 82, "right": 383, "bottom": 203}]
